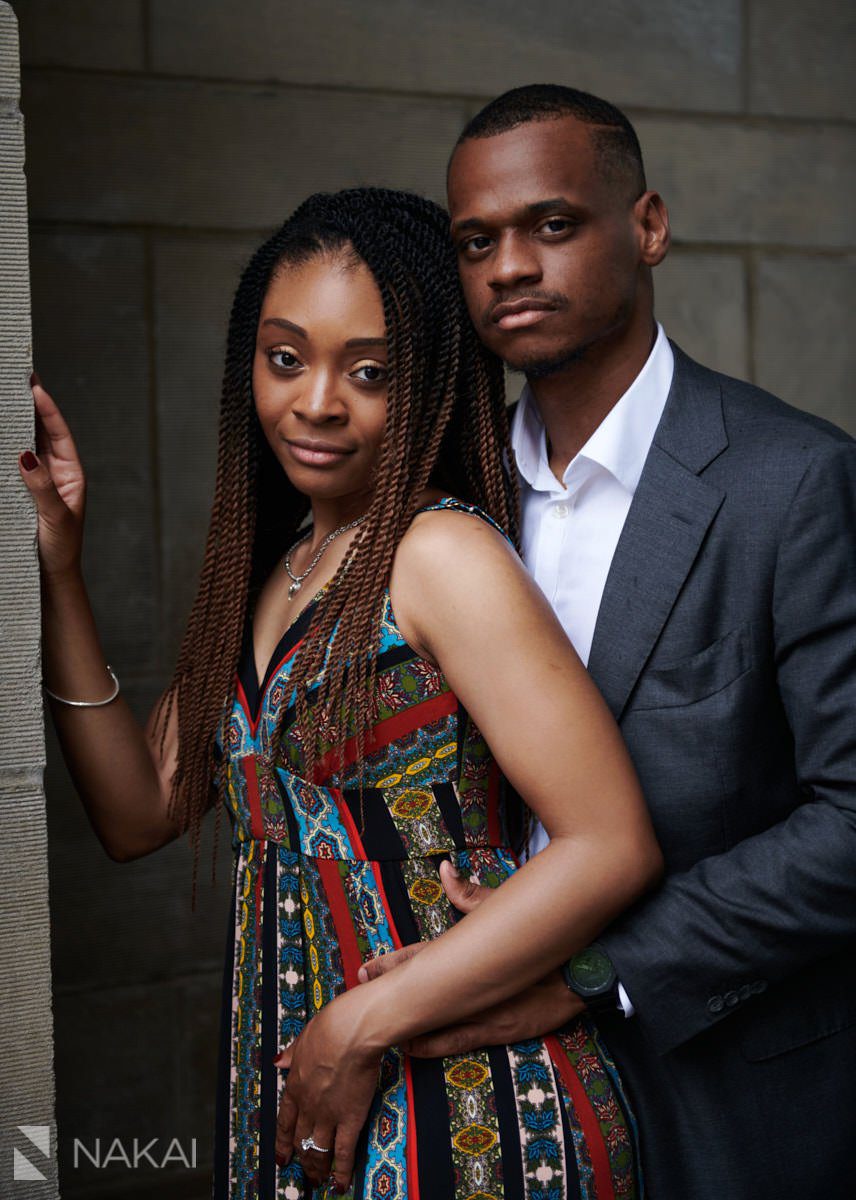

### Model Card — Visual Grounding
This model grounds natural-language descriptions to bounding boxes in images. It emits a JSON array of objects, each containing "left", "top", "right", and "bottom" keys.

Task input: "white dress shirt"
[{"left": 511, "top": 322, "right": 675, "bottom": 1015}]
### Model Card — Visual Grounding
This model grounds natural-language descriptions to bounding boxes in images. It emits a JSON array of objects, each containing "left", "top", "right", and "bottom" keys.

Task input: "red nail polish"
[
  {"left": 275, "top": 1151, "right": 288, "bottom": 1167},
  {"left": 30, "top": 371, "right": 41, "bottom": 388},
  {"left": 21, "top": 451, "right": 38, "bottom": 471}
]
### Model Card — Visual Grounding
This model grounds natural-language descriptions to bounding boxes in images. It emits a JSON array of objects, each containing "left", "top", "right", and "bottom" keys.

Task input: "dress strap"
[{"left": 414, "top": 496, "right": 515, "bottom": 548}]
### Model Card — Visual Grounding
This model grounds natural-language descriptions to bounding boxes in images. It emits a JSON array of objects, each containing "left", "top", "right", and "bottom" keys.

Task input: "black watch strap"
[{"left": 561, "top": 943, "right": 620, "bottom": 1013}]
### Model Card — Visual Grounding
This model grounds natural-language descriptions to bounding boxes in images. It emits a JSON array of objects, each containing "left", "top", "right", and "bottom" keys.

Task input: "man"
[{"left": 361, "top": 85, "right": 856, "bottom": 1196}]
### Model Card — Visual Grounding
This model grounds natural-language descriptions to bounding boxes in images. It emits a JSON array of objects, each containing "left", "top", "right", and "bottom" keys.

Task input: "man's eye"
[
  {"left": 461, "top": 235, "right": 492, "bottom": 255},
  {"left": 540, "top": 218, "right": 572, "bottom": 235},
  {"left": 267, "top": 348, "right": 300, "bottom": 369}
]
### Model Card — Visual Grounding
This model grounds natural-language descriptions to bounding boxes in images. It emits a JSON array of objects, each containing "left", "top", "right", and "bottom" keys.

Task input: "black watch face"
[{"left": 570, "top": 946, "right": 615, "bottom": 994}]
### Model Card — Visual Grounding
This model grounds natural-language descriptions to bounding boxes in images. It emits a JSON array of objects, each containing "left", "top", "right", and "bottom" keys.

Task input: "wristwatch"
[{"left": 561, "top": 943, "right": 620, "bottom": 1013}]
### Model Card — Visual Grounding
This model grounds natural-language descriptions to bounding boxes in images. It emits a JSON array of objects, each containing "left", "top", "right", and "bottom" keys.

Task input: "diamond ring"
[{"left": 300, "top": 1135, "right": 332, "bottom": 1155}]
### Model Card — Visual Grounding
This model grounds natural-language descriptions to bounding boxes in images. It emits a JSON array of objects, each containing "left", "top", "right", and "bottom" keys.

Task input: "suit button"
[
  {"left": 738, "top": 984, "right": 753, "bottom": 1002},
  {"left": 750, "top": 979, "right": 767, "bottom": 995},
  {"left": 724, "top": 990, "right": 739, "bottom": 1008},
  {"left": 707, "top": 995, "right": 725, "bottom": 1014}
]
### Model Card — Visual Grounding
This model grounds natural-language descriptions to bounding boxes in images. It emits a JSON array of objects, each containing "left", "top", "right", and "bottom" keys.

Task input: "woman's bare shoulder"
[{"left": 397, "top": 497, "right": 516, "bottom": 573}]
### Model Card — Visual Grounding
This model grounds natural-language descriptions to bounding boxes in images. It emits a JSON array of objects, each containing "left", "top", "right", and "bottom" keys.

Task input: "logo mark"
[{"left": 13, "top": 1126, "right": 51, "bottom": 1181}]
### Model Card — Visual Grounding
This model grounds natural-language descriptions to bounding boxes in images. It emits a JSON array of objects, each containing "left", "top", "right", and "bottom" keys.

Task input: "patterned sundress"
[{"left": 211, "top": 497, "right": 642, "bottom": 1200}]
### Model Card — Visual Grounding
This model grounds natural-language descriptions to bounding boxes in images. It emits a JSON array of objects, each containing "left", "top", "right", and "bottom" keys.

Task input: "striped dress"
[{"left": 211, "top": 498, "right": 641, "bottom": 1200}]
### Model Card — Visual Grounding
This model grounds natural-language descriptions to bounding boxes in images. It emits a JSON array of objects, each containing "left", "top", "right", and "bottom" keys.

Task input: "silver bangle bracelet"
[{"left": 43, "top": 665, "right": 120, "bottom": 707}]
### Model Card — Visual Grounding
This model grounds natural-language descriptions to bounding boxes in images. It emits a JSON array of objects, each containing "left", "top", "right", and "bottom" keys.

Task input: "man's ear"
[{"left": 635, "top": 191, "right": 671, "bottom": 267}]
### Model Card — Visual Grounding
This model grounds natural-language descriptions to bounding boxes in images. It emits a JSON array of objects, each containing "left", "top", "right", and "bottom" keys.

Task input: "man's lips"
[
  {"left": 285, "top": 438, "right": 355, "bottom": 467},
  {"left": 490, "top": 298, "right": 557, "bottom": 331}
]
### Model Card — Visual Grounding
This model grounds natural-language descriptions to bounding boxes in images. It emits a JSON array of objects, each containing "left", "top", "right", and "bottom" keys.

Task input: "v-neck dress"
[{"left": 210, "top": 498, "right": 641, "bottom": 1200}]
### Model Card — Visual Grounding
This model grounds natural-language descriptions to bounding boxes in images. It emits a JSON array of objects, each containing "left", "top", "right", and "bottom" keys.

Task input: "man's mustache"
[{"left": 482, "top": 289, "right": 570, "bottom": 329}]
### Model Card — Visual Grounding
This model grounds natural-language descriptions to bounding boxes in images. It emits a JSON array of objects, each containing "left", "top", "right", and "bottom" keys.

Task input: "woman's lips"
[{"left": 286, "top": 440, "right": 354, "bottom": 468}]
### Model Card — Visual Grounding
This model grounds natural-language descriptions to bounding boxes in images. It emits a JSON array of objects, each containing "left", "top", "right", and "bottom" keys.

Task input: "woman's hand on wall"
[{"left": 18, "top": 374, "right": 86, "bottom": 581}]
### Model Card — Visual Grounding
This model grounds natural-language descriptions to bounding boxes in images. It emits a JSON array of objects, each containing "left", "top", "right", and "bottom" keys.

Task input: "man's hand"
[{"left": 357, "top": 858, "right": 585, "bottom": 1055}]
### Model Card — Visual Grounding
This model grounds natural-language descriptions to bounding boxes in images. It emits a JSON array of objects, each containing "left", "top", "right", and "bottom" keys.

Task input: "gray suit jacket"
[{"left": 566, "top": 343, "right": 856, "bottom": 1195}]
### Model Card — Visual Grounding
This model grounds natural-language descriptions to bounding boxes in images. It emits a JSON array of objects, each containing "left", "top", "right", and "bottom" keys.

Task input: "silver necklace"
[{"left": 283, "top": 515, "right": 367, "bottom": 599}]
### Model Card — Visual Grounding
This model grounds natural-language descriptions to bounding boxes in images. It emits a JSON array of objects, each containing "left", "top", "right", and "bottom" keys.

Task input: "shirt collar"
[{"left": 510, "top": 322, "right": 675, "bottom": 496}]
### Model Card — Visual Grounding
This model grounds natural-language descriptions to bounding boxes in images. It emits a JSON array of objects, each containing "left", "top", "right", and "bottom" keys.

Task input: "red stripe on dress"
[
  {"left": 243, "top": 756, "right": 266, "bottom": 841},
  {"left": 404, "top": 1056, "right": 421, "bottom": 1200},
  {"left": 545, "top": 1033, "right": 616, "bottom": 1200},
  {"left": 315, "top": 858, "right": 363, "bottom": 990},
  {"left": 314, "top": 691, "right": 457, "bottom": 782}
]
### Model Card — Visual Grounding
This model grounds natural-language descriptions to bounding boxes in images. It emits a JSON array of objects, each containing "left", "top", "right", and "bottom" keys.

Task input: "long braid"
[{"left": 155, "top": 188, "right": 522, "bottom": 907}]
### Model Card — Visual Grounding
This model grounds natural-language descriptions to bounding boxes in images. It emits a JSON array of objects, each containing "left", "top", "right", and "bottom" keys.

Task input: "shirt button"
[{"left": 552, "top": 502, "right": 569, "bottom": 519}]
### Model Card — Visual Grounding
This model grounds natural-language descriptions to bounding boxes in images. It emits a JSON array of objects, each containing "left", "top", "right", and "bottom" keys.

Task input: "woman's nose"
[{"left": 293, "top": 371, "right": 346, "bottom": 422}]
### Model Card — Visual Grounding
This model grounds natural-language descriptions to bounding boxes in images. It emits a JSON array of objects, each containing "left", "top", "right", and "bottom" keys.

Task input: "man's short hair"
[{"left": 454, "top": 84, "right": 647, "bottom": 199}]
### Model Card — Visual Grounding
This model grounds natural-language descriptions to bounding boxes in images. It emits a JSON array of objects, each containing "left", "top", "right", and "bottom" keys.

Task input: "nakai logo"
[
  {"left": 13, "top": 1126, "right": 51, "bottom": 1181},
  {"left": 73, "top": 1138, "right": 198, "bottom": 1169}
]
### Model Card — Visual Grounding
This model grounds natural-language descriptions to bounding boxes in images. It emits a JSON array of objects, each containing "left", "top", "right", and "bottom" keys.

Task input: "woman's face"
[{"left": 253, "top": 252, "right": 389, "bottom": 507}]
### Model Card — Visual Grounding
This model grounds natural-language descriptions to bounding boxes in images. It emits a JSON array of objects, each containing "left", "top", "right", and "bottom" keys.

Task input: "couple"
[{"left": 24, "top": 85, "right": 856, "bottom": 1199}]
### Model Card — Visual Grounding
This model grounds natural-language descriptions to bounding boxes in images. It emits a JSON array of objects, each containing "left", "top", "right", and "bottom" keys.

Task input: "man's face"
[{"left": 447, "top": 116, "right": 644, "bottom": 376}]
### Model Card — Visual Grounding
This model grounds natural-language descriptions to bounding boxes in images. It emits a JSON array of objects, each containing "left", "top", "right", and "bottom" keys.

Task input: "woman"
[{"left": 21, "top": 188, "right": 662, "bottom": 1198}]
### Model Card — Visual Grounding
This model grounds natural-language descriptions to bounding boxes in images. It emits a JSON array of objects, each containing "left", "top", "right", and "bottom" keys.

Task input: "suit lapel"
[{"left": 587, "top": 345, "right": 728, "bottom": 719}]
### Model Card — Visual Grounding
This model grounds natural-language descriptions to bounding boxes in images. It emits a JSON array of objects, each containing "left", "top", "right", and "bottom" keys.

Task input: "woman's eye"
[
  {"left": 267, "top": 348, "right": 300, "bottom": 370},
  {"left": 351, "top": 363, "right": 388, "bottom": 385}
]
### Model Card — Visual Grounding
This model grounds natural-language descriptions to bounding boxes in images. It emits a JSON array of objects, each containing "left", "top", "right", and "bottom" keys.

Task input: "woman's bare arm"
[
  {"left": 20, "top": 380, "right": 194, "bottom": 861},
  {"left": 276, "top": 507, "right": 663, "bottom": 1183},
  {"left": 352, "top": 506, "right": 663, "bottom": 1043}
]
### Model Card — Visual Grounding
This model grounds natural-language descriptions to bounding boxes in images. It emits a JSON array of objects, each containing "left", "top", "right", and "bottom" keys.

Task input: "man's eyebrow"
[
  {"left": 261, "top": 317, "right": 307, "bottom": 337},
  {"left": 344, "top": 337, "right": 386, "bottom": 349},
  {"left": 450, "top": 197, "right": 580, "bottom": 236},
  {"left": 525, "top": 197, "right": 579, "bottom": 217}
]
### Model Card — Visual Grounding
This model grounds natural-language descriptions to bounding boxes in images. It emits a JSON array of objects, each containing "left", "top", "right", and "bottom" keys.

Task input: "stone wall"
[
  {"left": 0, "top": 4, "right": 58, "bottom": 1197},
  {"left": 13, "top": 1, "right": 855, "bottom": 1195}
]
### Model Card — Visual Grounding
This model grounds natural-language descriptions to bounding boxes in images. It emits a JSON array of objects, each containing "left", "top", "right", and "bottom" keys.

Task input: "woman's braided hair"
[{"left": 151, "top": 187, "right": 519, "bottom": 908}]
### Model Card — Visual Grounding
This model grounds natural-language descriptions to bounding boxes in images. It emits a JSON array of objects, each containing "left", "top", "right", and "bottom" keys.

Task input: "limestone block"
[
  {"left": 150, "top": 0, "right": 741, "bottom": 113},
  {"left": 16, "top": 0, "right": 144, "bottom": 71},
  {"left": 654, "top": 250, "right": 748, "bottom": 379},
  {"left": 749, "top": 0, "right": 856, "bottom": 120},
  {"left": 28, "top": 230, "right": 160, "bottom": 672},
  {"left": 21, "top": 72, "right": 467, "bottom": 227},
  {"left": 1, "top": 0, "right": 20, "bottom": 99},
  {"left": 46, "top": 680, "right": 234, "bottom": 992},
  {"left": 755, "top": 254, "right": 856, "bottom": 435},
  {"left": 1, "top": 4, "right": 58, "bottom": 1193},
  {"left": 636, "top": 117, "right": 856, "bottom": 249},
  {"left": 54, "top": 977, "right": 216, "bottom": 1198},
  {"left": 151, "top": 233, "right": 258, "bottom": 657}
]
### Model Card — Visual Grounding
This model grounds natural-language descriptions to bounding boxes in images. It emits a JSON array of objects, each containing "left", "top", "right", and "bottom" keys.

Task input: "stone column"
[{"left": 0, "top": 2, "right": 58, "bottom": 1195}]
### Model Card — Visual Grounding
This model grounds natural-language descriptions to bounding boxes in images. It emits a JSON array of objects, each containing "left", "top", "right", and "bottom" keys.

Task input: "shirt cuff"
[{"left": 617, "top": 981, "right": 635, "bottom": 1018}]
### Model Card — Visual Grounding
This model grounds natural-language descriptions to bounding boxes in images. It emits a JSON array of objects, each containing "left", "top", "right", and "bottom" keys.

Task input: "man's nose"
[
  {"left": 488, "top": 232, "right": 542, "bottom": 290},
  {"left": 293, "top": 370, "right": 346, "bottom": 422}
]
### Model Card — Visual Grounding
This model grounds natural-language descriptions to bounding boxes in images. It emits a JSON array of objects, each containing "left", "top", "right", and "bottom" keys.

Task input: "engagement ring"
[{"left": 300, "top": 1136, "right": 331, "bottom": 1155}]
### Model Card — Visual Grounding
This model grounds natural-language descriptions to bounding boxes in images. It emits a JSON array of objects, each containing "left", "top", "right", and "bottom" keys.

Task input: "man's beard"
[{"left": 505, "top": 340, "right": 590, "bottom": 380}]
